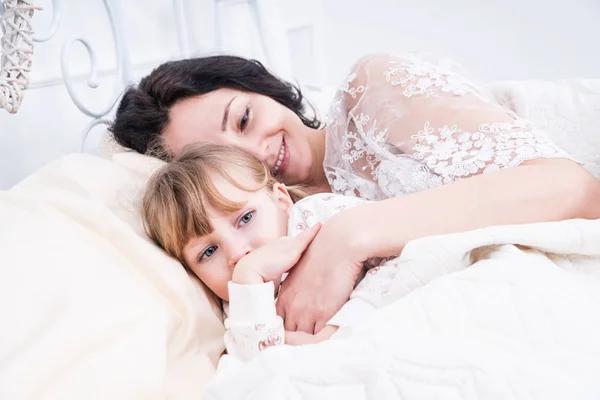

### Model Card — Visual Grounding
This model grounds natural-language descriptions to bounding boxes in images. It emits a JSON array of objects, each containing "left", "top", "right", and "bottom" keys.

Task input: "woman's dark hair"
[{"left": 109, "top": 55, "right": 322, "bottom": 159}]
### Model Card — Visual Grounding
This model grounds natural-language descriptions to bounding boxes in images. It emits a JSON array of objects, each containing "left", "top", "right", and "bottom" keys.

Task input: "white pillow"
[
  {"left": 487, "top": 78, "right": 600, "bottom": 180},
  {"left": 0, "top": 151, "right": 225, "bottom": 400}
]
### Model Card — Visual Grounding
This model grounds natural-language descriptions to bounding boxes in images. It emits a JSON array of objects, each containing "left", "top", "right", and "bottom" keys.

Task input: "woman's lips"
[{"left": 273, "top": 138, "right": 289, "bottom": 177}]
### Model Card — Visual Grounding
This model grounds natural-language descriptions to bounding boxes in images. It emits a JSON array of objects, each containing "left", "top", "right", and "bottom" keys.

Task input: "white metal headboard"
[{"left": 42, "top": 0, "right": 211, "bottom": 150}]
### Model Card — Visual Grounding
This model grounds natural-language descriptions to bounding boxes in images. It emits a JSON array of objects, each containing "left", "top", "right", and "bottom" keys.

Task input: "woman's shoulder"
[
  {"left": 343, "top": 52, "right": 465, "bottom": 83},
  {"left": 345, "top": 52, "right": 433, "bottom": 78},
  {"left": 342, "top": 52, "right": 399, "bottom": 85},
  {"left": 331, "top": 52, "right": 437, "bottom": 107},
  {"left": 328, "top": 53, "right": 399, "bottom": 117},
  {"left": 348, "top": 52, "right": 405, "bottom": 69}
]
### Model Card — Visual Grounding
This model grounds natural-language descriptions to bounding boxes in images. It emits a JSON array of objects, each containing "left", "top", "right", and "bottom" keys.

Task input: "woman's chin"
[{"left": 282, "top": 164, "right": 311, "bottom": 186}]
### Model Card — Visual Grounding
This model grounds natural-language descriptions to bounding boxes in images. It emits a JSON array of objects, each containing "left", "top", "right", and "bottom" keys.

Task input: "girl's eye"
[
  {"left": 240, "top": 107, "right": 250, "bottom": 131},
  {"left": 199, "top": 245, "right": 217, "bottom": 262},
  {"left": 239, "top": 211, "right": 254, "bottom": 227}
]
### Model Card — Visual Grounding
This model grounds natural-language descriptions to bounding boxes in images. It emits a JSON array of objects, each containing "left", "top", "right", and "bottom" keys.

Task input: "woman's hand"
[
  {"left": 276, "top": 215, "right": 366, "bottom": 334},
  {"left": 285, "top": 325, "right": 339, "bottom": 345},
  {"left": 232, "top": 223, "right": 322, "bottom": 286}
]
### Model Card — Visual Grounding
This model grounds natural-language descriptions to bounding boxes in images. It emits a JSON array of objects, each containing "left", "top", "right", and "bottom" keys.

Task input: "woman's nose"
[
  {"left": 244, "top": 136, "right": 270, "bottom": 162},
  {"left": 242, "top": 127, "right": 278, "bottom": 162}
]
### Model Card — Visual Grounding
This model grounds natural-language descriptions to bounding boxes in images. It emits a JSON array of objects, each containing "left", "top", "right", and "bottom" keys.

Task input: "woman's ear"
[{"left": 271, "top": 183, "right": 294, "bottom": 215}]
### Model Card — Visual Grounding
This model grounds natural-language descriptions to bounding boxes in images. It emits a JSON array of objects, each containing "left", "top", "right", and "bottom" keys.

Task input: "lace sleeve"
[{"left": 324, "top": 53, "right": 573, "bottom": 200}]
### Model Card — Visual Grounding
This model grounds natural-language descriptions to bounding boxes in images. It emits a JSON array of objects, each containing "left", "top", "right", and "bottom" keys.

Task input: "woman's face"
[{"left": 163, "top": 88, "right": 315, "bottom": 186}]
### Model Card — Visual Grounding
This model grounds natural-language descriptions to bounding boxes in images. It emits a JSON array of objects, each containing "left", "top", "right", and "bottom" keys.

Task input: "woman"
[{"left": 111, "top": 53, "right": 600, "bottom": 335}]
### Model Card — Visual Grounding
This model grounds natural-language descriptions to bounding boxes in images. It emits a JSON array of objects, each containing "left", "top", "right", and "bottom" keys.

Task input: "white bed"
[{"left": 1, "top": 1, "right": 600, "bottom": 399}]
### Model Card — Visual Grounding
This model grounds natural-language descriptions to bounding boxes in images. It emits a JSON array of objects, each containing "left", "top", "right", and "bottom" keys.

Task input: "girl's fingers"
[{"left": 294, "top": 222, "right": 321, "bottom": 253}]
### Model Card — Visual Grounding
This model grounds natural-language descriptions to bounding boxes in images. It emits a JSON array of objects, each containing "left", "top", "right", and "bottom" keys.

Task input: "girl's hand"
[
  {"left": 276, "top": 214, "right": 366, "bottom": 334},
  {"left": 232, "top": 223, "right": 322, "bottom": 286}
]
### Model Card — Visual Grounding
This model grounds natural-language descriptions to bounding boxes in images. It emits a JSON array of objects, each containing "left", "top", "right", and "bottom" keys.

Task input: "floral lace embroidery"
[
  {"left": 326, "top": 167, "right": 379, "bottom": 199},
  {"left": 328, "top": 114, "right": 430, "bottom": 199},
  {"left": 411, "top": 120, "right": 564, "bottom": 183},
  {"left": 384, "top": 55, "right": 473, "bottom": 98},
  {"left": 327, "top": 114, "right": 567, "bottom": 200},
  {"left": 377, "top": 159, "right": 437, "bottom": 197},
  {"left": 324, "top": 53, "right": 573, "bottom": 201},
  {"left": 339, "top": 72, "right": 366, "bottom": 99},
  {"left": 340, "top": 113, "right": 387, "bottom": 172}
]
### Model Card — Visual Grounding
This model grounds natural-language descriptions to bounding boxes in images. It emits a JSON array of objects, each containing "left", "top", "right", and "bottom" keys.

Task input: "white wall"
[
  {"left": 2, "top": 0, "right": 599, "bottom": 189},
  {"left": 314, "top": 0, "right": 600, "bottom": 85}
]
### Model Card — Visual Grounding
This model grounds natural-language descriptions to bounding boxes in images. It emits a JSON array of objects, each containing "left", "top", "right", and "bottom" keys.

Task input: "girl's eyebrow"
[{"left": 186, "top": 234, "right": 212, "bottom": 257}]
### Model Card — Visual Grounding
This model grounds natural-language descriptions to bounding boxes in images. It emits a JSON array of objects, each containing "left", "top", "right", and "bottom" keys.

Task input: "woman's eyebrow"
[{"left": 221, "top": 96, "right": 237, "bottom": 131}]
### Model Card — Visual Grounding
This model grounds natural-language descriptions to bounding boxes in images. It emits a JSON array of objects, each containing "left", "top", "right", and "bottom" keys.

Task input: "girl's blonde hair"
[{"left": 141, "top": 143, "right": 306, "bottom": 267}]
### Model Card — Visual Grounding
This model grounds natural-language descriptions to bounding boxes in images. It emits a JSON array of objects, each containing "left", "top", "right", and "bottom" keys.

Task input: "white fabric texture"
[
  {"left": 0, "top": 152, "right": 225, "bottom": 400},
  {"left": 224, "top": 281, "right": 284, "bottom": 362},
  {"left": 205, "top": 217, "right": 600, "bottom": 400},
  {"left": 324, "top": 53, "right": 574, "bottom": 200}
]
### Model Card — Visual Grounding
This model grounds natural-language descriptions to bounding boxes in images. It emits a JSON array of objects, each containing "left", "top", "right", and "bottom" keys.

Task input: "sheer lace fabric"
[{"left": 324, "top": 53, "right": 572, "bottom": 200}]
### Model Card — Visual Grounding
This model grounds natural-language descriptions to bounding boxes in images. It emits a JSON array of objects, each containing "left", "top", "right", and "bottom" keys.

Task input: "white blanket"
[{"left": 205, "top": 218, "right": 600, "bottom": 400}]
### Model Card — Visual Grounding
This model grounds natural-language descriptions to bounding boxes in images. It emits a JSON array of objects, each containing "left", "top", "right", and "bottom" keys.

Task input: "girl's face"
[
  {"left": 182, "top": 176, "right": 293, "bottom": 301},
  {"left": 163, "top": 88, "right": 317, "bottom": 187}
]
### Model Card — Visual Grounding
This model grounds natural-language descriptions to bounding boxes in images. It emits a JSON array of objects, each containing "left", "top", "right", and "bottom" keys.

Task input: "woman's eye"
[
  {"left": 239, "top": 211, "right": 254, "bottom": 227},
  {"left": 200, "top": 246, "right": 217, "bottom": 261},
  {"left": 240, "top": 107, "right": 250, "bottom": 130}
]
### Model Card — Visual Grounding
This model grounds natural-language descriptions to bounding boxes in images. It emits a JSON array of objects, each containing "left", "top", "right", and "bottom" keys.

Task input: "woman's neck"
[{"left": 305, "top": 126, "right": 331, "bottom": 194}]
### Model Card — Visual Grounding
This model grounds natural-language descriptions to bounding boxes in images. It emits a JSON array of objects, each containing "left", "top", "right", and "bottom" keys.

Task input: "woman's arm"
[
  {"left": 349, "top": 158, "right": 600, "bottom": 260},
  {"left": 278, "top": 52, "right": 599, "bottom": 334},
  {"left": 276, "top": 158, "right": 600, "bottom": 333}
]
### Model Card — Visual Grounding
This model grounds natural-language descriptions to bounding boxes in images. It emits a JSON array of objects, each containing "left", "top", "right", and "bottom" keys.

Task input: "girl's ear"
[{"left": 271, "top": 182, "right": 294, "bottom": 215}]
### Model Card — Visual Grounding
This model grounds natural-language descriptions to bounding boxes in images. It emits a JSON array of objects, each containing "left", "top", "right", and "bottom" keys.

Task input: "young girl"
[{"left": 141, "top": 143, "right": 399, "bottom": 362}]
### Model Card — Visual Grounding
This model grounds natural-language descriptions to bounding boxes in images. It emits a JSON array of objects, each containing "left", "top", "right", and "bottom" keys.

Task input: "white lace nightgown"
[{"left": 324, "top": 53, "right": 573, "bottom": 200}]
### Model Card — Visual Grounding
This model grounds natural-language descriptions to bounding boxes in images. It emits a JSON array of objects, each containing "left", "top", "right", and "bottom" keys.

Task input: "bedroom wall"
[
  {"left": 1, "top": 0, "right": 599, "bottom": 189},
  {"left": 284, "top": 0, "right": 600, "bottom": 91}
]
